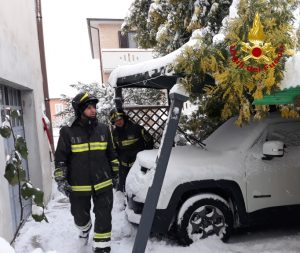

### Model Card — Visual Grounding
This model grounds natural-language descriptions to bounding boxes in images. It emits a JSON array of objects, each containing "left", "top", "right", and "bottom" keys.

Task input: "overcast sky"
[{"left": 42, "top": 0, "right": 133, "bottom": 98}]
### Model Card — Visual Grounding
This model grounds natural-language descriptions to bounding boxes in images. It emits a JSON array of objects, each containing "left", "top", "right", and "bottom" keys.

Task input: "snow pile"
[
  {"left": 10, "top": 168, "right": 300, "bottom": 253},
  {"left": 0, "top": 237, "right": 15, "bottom": 253}
]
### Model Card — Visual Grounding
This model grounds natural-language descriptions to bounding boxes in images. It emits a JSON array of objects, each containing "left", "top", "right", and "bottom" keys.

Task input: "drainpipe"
[
  {"left": 35, "top": 0, "right": 55, "bottom": 155},
  {"left": 87, "top": 20, "right": 104, "bottom": 83}
]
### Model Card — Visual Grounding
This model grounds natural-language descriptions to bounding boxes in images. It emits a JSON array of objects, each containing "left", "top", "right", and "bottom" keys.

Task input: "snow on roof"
[
  {"left": 107, "top": 37, "right": 201, "bottom": 88},
  {"left": 108, "top": 49, "right": 180, "bottom": 88},
  {"left": 280, "top": 51, "right": 300, "bottom": 89},
  {"left": 169, "top": 83, "right": 189, "bottom": 97}
]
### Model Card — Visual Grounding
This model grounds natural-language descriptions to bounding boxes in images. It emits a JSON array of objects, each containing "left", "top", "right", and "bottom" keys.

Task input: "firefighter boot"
[
  {"left": 93, "top": 247, "right": 111, "bottom": 253},
  {"left": 78, "top": 221, "right": 92, "bottom": 245}
]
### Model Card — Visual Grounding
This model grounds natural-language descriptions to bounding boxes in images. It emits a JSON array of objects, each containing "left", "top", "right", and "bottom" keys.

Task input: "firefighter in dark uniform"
[
  {"left": 109, "top": 108, "right": 154, "bottom": 192},
  {"left": 54, "top": 92, "right": 119, "bottom": 253}
]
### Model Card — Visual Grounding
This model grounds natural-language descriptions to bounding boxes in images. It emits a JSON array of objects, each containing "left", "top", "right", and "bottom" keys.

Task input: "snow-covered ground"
[{"left": 4, "top": 182, "right": 299, "bottom": 253}]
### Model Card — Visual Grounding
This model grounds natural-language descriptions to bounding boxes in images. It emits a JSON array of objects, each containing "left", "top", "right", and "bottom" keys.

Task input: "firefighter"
[
  {"left": 54, "top": 92, "right": 119, "bottom": 253},
  {"left": 109, "top": 108, "right": 154, "bottom": 192}
]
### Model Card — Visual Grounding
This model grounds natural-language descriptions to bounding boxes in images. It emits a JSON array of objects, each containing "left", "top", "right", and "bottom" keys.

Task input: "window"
[
  {"left": 0, "top": 84, "right": 22, "bottom": 126},
  {"left": 55, "top": 103, "right": 64, "bottom": 114},
  {"left": 118, "top": 31, "right": 138, "bottom": 48}
]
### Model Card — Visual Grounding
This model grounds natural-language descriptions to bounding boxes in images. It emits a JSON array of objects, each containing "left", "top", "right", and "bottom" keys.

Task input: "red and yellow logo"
[{"left": 229, "top": 13, "right": 284, "bottom": 72}]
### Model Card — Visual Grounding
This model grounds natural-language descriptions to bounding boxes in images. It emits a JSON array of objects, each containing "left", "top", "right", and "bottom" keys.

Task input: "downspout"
[
  {"left": 87, "top": 20, "right": 104, "bottom": 83},
  {"left": 35, "top": 0, "right": 55, "bottom": 154}
]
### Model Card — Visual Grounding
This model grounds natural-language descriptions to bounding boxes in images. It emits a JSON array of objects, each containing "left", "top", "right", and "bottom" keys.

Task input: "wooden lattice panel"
[{"left": 124, "top": 105, "right": 169, "bottom": 148}]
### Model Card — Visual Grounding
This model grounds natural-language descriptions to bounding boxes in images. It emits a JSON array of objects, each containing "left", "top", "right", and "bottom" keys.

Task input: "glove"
[
  {"left": 57, "top": 180, "right": 72, "bottom": 197},
  {"left": 54, "top": 163, "right": 68, "bottom": 182},
  {"left": 54, "top": 163, "right": 71, "bottom": 196}
]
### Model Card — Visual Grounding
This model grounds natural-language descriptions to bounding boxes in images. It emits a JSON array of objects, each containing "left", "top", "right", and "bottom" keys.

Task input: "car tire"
[{"left": 176, "top": 194, "right": 233, "bottom": 245}]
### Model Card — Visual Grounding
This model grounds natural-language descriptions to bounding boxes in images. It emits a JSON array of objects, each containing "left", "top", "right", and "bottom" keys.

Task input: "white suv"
[{"left": 125, "top": 113, "right": 300, "bottom": 244}]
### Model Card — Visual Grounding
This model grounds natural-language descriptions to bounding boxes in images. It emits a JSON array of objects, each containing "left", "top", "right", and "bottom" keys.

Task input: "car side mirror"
[{"left": 262, "top": 140, "right": 285, "bottom": 160}]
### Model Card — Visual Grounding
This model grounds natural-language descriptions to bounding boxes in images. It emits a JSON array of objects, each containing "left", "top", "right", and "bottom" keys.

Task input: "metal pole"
[{"left": 132, "top": 84, "right": 189, "bottom": 253}]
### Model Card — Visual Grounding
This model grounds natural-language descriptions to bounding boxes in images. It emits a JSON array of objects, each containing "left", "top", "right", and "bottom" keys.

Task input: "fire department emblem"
[{"left": 241, "top": 12, "right": 275, "bottom": 63}]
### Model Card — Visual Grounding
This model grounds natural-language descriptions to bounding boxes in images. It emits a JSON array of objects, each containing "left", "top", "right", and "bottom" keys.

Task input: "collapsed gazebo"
[{"left": 107, "top": 43, "right": 215, "bottom": 147}]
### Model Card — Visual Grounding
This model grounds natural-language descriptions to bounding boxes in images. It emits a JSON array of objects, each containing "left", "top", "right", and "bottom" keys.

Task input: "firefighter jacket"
[
  {"left": 112, "top": 120, "right": 154, "bottom": 168},
  {"left": 55, "top": 118, "right": 119, "bottom": 196}
]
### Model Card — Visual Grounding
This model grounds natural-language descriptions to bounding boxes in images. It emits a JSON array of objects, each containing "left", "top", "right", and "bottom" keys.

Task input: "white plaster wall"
[
  {"left": 0, "top": 137, "right": 14, "bottom": 241},
  {"left": 0, "top": 0, "right": 52, "bottom": 241}
]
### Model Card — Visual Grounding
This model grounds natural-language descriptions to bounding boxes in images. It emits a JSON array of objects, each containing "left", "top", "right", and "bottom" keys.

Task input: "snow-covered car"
[{"left": 125, "top": 113, "right": 300, "bottom": 244}]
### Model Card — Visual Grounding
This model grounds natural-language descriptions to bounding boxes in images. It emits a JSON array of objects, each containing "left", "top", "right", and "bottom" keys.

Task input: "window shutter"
[{"left": 118, "top": 31, "right": 129, "bottom": 48}]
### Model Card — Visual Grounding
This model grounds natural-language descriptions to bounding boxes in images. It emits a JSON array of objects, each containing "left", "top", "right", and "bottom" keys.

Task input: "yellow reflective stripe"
[
  {"left": 122, "top": 138, "right": 139, "bottom": 146},
  {"left": 80, "top": 92, "right": 89, "bottom": 102},
  {"left": 54, "top": 171, "right": 63, "bottom": 177},
  {"left": 111, "top": 159, "right": 119, "bottom": 171},
  {"left": 110, "top": 112, "right": 124, "bottom": 120},
  {"left": 94, "top": 179, "right": 112, "bottom": 191},
  {"left": 89, "top": 142, "right": 107, "bottom": 151},
  {"left": 71, "top": 142, "right": 109, "bottom": 152},
  {"left": 71, "top": 185, "right": 92, "bottom": 192},
  {"left": 111, "top": 159, "right": 119, "bottom": 164},
  {"left": 94, "top": 232, "right": 112, "bottom": 239},
  {"left": 71, "top": 143, "right": 89, "bottom": 153},
  {"left": 71, "top": 180, "right": 112, "bottom": 192},
  {"left": 121, "top": 161, "right": 134, "bottom": 167}
]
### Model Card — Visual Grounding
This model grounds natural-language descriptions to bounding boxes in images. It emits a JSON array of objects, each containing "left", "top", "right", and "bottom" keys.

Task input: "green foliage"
[
  {"left": 124, "top": 0, "right": 300, "bottom": 126},
  {"left": 0, "top": 125, "right": 11, "bottom": 138},
  {"left": 123, "top": 0, "right": 156, "bottom": 49},
  {"left": 15, "top": 137, "right": 28, "bottom": 159},
  {"left": 297, "top": 24, "right": 300, "bottom": 51},
  {"left": 21, "top": 182, "right": 46, "bottom": 222},
  {"left": 174, "top": 0, "right": 300, "bottom": 125},
  {"left": 123, "top": 0, "right": 233, "bottom": 135},
  {"left": 54, "top": 82, "right": 115, "bottom": 126},
  {"left": 123, "top": 0, "right": 232, "bottom": 55},
  {"left": 1, "top": 110, "right": 47, "bottom": 223},
  {"left": 55, "top": 82, "right": 167, "bottom": 127},
  {"left": 123, "top": 87, "right": 167, "bottom": 106},
  {"left": 21, "top": 182, "right": 44, "bottom": 205},
  {"left": 11, "top": 110, "right": 20, "bottom": 119},
  {"left": 32, "top": 211, "right": 47, "bottom": 222},
  {"left": 178, "top": 94, "right": 224, "bottom": 143},
  {"left": 4, "top": 163, "right": 26, "bottom": 186}
]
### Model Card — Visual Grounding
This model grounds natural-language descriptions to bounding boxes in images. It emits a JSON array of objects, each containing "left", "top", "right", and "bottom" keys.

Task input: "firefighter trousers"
[
  {"left": 69, "top": 189, "right": 113, "bottom": 247},
  {"left": 117, "top": 164, "right": 130, "bottom": 192}
]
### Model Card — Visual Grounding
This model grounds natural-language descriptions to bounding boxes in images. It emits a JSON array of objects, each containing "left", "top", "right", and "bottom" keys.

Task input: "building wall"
[
  {"left": 99, "top": 23, "right": 122, "bottom": 48},
  {"left": 49, "top": 98, "right": 67, "bottom": 125},
  {"left": 0, "top": 0, "right": 52, "bottom": 241}
]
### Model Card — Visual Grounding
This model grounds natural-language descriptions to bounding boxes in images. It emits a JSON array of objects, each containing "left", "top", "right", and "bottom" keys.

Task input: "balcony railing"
[{"left": 101, "top": 48, "right": 154, "bottom": 73}]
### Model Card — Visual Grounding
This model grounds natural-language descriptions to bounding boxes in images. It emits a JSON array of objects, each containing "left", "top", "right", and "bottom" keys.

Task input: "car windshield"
[{"left": 203, "top": 117, "right": 266, "bottom": 152}]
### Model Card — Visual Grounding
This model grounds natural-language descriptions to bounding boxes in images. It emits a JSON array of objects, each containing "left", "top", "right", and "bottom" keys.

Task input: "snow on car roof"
[{"left": 204, "top": 113, "right": 300, "bottom": 152}]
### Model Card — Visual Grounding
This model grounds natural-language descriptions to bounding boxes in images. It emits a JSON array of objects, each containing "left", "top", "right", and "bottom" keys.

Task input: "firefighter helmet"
[
  {"left": 109, "top": 108, "right": 126, "bottom": 124},
  {"left": 72, "top": 92, "right": 99, "bottom": 116}
]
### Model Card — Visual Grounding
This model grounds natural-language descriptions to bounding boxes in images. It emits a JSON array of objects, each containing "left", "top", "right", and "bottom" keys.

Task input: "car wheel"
[{"left": 177, "top": 194, "right": 233, "bottom": 245}]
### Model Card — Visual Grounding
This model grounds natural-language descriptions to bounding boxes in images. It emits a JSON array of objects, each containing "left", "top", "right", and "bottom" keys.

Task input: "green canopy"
[{"left": 253, "top": 86, "right": 300, "bottom": 105}]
